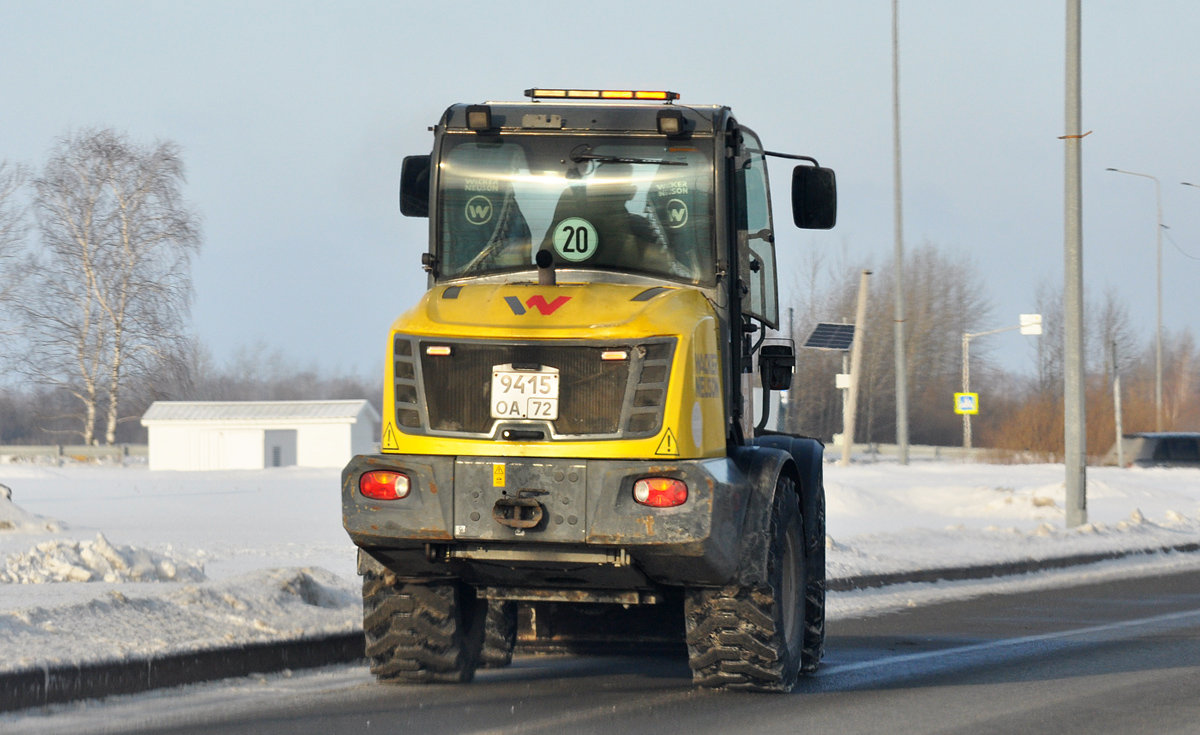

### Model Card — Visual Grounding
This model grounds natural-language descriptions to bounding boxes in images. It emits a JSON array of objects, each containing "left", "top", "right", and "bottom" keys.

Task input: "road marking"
[
  {"left": 461, "top": 690, "right": 700, "bottom": 735},
  {"left": 824, "top": 605, "right": 1200, "bottom": 675}
]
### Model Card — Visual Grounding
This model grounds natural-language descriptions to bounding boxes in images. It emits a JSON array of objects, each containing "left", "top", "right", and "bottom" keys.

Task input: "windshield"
[{"left": 437, "top": 135, "right": 715, "bottom": 284}]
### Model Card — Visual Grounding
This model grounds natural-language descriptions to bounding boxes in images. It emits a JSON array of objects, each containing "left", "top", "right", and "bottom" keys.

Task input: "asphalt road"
[{"left": 29, "top": 569, "right": 1200, "bottom": 734}]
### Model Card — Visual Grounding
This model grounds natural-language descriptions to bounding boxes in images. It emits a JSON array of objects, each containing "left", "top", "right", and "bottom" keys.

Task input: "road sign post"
[{"left": 960, "top": 315, "right": 1042, "bottom": 449}]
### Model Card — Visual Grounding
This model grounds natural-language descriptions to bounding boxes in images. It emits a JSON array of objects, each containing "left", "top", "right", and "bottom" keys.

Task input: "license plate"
[{"left": 491, "top": 366, "right": 559, "bottom": 420}]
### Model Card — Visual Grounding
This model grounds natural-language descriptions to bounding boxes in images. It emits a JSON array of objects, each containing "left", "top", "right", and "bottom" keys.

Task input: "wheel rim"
[{"left": 780, "top": 526, "right": 801, "bottom": 648}]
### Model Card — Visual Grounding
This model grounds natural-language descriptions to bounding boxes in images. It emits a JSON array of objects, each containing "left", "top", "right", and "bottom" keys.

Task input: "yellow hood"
[{"left": 394, "top": 282, "right": 708, "bottom": 340}]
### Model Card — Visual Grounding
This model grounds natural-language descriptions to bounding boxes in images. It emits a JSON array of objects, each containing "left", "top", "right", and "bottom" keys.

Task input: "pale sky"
[{"left": 2, "top": 1, "right": 1198, "bottom": 376}]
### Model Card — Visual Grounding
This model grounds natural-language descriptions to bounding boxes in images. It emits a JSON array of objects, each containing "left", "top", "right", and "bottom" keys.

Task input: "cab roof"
[{"left": 439, "top": 101, "right": 725, "bottom": 134}]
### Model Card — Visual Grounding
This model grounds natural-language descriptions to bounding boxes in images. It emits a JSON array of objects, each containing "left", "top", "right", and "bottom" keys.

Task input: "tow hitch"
[{"left": 493, "top": 489, "right": 547, "bottom": 529}]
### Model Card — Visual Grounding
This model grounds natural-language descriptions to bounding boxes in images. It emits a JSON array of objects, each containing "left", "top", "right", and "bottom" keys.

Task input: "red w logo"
[
  {"left": 504, "top": 295, "right": 571, "bottom": 315},
  {"left": 526, "top": 295, "right": 571, "bottom": 315}
]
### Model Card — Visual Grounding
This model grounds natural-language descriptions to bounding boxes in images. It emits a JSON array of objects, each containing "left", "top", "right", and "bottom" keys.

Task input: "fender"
[
  {"left": 729, "top": 445, "right": 795, "bottom": 586},
  {"left": 754, "top": 433, "right": 827, "bottom": 668},
  {"left": 754, "top": 434, "right": 825, "bottom": 563}
]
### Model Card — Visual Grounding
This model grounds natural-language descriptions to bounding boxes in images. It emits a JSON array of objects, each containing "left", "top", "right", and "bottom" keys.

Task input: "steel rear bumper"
[{"left": 342, "top": 453, "right": 750, "bottom": 587}]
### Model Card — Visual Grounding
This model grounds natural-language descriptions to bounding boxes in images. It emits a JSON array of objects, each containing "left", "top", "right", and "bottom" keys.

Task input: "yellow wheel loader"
[{"left": 343, "top": 89, "right": 837, "bottom": 691}]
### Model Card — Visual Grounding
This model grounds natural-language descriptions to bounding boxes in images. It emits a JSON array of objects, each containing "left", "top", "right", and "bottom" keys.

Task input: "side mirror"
[
  {"left": 759, "top": 344, "right": 795, "bottom": 391},
  {"left": 791, "top": 165, "right": 837, "bottom": 230},
  {"left": 399, "top": 155, "right": 431, "bottom": 218}
]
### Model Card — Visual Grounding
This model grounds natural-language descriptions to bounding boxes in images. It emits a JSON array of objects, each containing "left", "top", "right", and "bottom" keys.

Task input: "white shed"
[{"left": 140, "top": 400, "right": 381, "bottom": 471}]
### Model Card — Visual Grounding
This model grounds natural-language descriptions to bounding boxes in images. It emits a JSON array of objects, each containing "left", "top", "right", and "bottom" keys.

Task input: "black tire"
[
  {"left": 684, "top": 474, "right": 805, "bottom": 692},
  {"left": 479, "top": 600, "right": 518, "bottom": 668},
  {"left": 802, "top": 470, "right": 826, "bottom": 674},
  {"left": 362, "top": 571, "right": 486, "bottom": 683}
]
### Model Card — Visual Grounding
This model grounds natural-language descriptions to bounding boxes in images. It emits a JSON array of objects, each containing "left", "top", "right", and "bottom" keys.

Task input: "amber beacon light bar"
[{"left": 524, "top": 88, "right": 680, "bottom": 102}]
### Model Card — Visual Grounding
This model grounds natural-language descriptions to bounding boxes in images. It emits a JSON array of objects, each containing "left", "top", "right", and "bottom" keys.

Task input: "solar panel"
[{"left": 802, "top": 323, "right": 856, "bottom": 351}]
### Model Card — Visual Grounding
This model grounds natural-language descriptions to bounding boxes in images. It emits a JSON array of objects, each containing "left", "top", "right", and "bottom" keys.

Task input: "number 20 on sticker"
[{"left": 552, "top": 217, "right": 598, "bottom": 262}]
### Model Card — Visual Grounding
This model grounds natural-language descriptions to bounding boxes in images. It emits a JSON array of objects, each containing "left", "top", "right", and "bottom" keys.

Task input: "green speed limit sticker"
[{"left": 552, "top": 218, "right": 598, "bottom": 262}]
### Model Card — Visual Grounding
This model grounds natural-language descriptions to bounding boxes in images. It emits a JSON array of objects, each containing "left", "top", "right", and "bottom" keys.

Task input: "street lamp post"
[
  {"left": 1063, "top": 0, "right": 1086, "bottom": 528},
  {"left": 961, "top": 316, "right": 1042, "bottom": 448},
  {"left": 892, "top": 0, "right": 910, "bottom": 465},
  {"left": 1106, "top": 167, "right": 1163, "bottom": 431}
]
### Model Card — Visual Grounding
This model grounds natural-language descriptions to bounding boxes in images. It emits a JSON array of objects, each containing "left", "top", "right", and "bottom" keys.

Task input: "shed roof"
[{"left": 141, "top": 400, "right": 380, "bottom": 424}]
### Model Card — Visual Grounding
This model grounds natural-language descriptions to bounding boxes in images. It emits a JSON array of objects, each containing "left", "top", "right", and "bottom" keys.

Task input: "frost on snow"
[{"left": 1, "top": 533, "right": 205, "bottom": 584}]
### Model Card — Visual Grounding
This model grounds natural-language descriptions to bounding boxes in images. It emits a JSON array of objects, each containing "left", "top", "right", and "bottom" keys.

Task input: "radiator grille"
[{"left": 393, "top": 335, "right": 674, "bottom": 440}]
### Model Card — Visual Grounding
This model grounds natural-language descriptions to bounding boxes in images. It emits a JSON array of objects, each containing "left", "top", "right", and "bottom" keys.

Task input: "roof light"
[
  {"left": 360, "top": 471, "right": 411, "bottom": 501},
  {"left": 425, "top": 345, "right": 452, "bottom": 356},
  {"left": 524, "top": 88, "right": 680, "bottom": 102},
  {"left": 633, "top": 477, "right": 688, "bottom": 508},
  {"left": 601, "top": 350, "right": 629, "bottom": 361},
  {"left": 466, "top": 105, "right": 493, "bottom": 131},
  {"left": 634, "top": 90, "right": 674, "bottom": 100}
]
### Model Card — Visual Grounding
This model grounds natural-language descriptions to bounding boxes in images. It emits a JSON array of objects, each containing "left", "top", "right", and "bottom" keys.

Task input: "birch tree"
[
  {"left": 16, "top": 129, "right": 200, "bottom": 444},
  {"left": 0, "top": 161, "right": 26, "bottom": 327}
]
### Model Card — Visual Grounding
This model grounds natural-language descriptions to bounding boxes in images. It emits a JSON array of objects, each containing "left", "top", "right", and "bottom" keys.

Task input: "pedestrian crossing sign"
[{"left": 954, "top": 393, "right": 979, "bottom": 415}]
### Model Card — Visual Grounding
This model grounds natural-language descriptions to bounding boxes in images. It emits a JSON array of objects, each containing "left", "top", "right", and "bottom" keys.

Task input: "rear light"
[
  {"left": 633, "top": 477, "right": 688, "bottom": 507},
  {"left": 360, "top": 471, "right": 411, "bottom": 500}
]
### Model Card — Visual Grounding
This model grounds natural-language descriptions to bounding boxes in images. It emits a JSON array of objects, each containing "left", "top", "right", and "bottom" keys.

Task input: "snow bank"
[
  {"left": 0, "top": 567, "right": 359, "bottom": 673},
  {"left": 0, "top": 492, "right": 62, "bottom": 535},
  {"left": 1, "top": 533, "right": 205, "bottom": 584}
]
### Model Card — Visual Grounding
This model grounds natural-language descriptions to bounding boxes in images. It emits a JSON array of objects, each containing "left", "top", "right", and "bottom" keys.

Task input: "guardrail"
[
  {"left": 0, "top": 444, "right": 148, "bottom": 463},
  {"left": 830, "top": 442, "right": 988, "bottom": 462},
  {"left": 0, "top": 442, "right": 1053, "bottom": 465}
]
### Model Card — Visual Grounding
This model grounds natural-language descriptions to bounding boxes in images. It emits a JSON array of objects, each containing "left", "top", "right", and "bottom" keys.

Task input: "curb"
[
  {"left": 0, "top": 632, "right": 365, "bottom": 714},
  {"left": 4, "top": 541, "right": 1198, "bottom": 714}
]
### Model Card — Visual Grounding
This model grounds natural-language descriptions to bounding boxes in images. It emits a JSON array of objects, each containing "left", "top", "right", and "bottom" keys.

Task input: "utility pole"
[
  {"left": 891, "top": 0, "right": 910, "bottom": 465},
  {"left": 1112, "top": 340, "right": 1125, "bottom": 468},
  {"left": 841, "top": 270, "right": 872, "bottom": 467},
  {"left": 1062, "top": 0, "right": 1087, "bottom": 526}
]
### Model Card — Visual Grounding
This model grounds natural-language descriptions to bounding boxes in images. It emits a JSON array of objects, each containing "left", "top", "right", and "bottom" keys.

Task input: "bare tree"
[
  {"left": 1162, "top": 330, "right": 1199, "bottom": 430},
  {"left": 1032, "top": 280, "right": 1138, "bottom": 390},
  {"left": 1033, "top": 279, "right": 1064, "bottom": 396},
  {"left": 0, "top": 161, "right": 27, "bottom": 336},
  {"left": 14, "top": 129, "right": 200, "bottom": 444},
  {"left": 1089, "top": 284, "right": 1138, "bottom": 381},
  {"left": 783, "top": 242, "right": 993, "bottom": 445}
]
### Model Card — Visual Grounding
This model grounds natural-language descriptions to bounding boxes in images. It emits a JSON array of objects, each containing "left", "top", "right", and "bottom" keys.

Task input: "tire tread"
[{"left": 361, "top": 573, "right": 483, "bottom": 683}]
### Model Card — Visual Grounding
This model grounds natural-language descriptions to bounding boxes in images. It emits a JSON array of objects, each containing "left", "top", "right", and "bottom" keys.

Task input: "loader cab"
[{"left": 399, "top": 89, "right": 836, "bottom": 446}]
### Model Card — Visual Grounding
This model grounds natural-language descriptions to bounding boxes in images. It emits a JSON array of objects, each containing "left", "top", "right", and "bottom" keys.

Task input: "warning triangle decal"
[
  {"left": 655, "top": 428, "right": 679, "bottom": 456},
  {"left": 382, "top": 424, "right": 400, "bottom": 451}
]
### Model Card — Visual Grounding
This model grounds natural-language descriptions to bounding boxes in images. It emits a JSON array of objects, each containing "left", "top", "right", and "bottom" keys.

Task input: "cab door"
[{"left": 734, "top": 128, "right": 779, "bottom": 329}]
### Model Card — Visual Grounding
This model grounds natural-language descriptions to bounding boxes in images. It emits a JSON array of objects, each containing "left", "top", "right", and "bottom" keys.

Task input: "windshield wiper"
[{"left": 569, "top": 148, "right": 688, "bottom": 167}]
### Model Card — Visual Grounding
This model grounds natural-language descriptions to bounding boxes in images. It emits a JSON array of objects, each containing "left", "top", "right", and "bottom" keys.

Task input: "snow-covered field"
[
  {"left": 824, "top": 460, "right": 1200, "bottom": 578},
  {"left": 1, "top": 458, "right": 1199, "bottom": 674}
]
